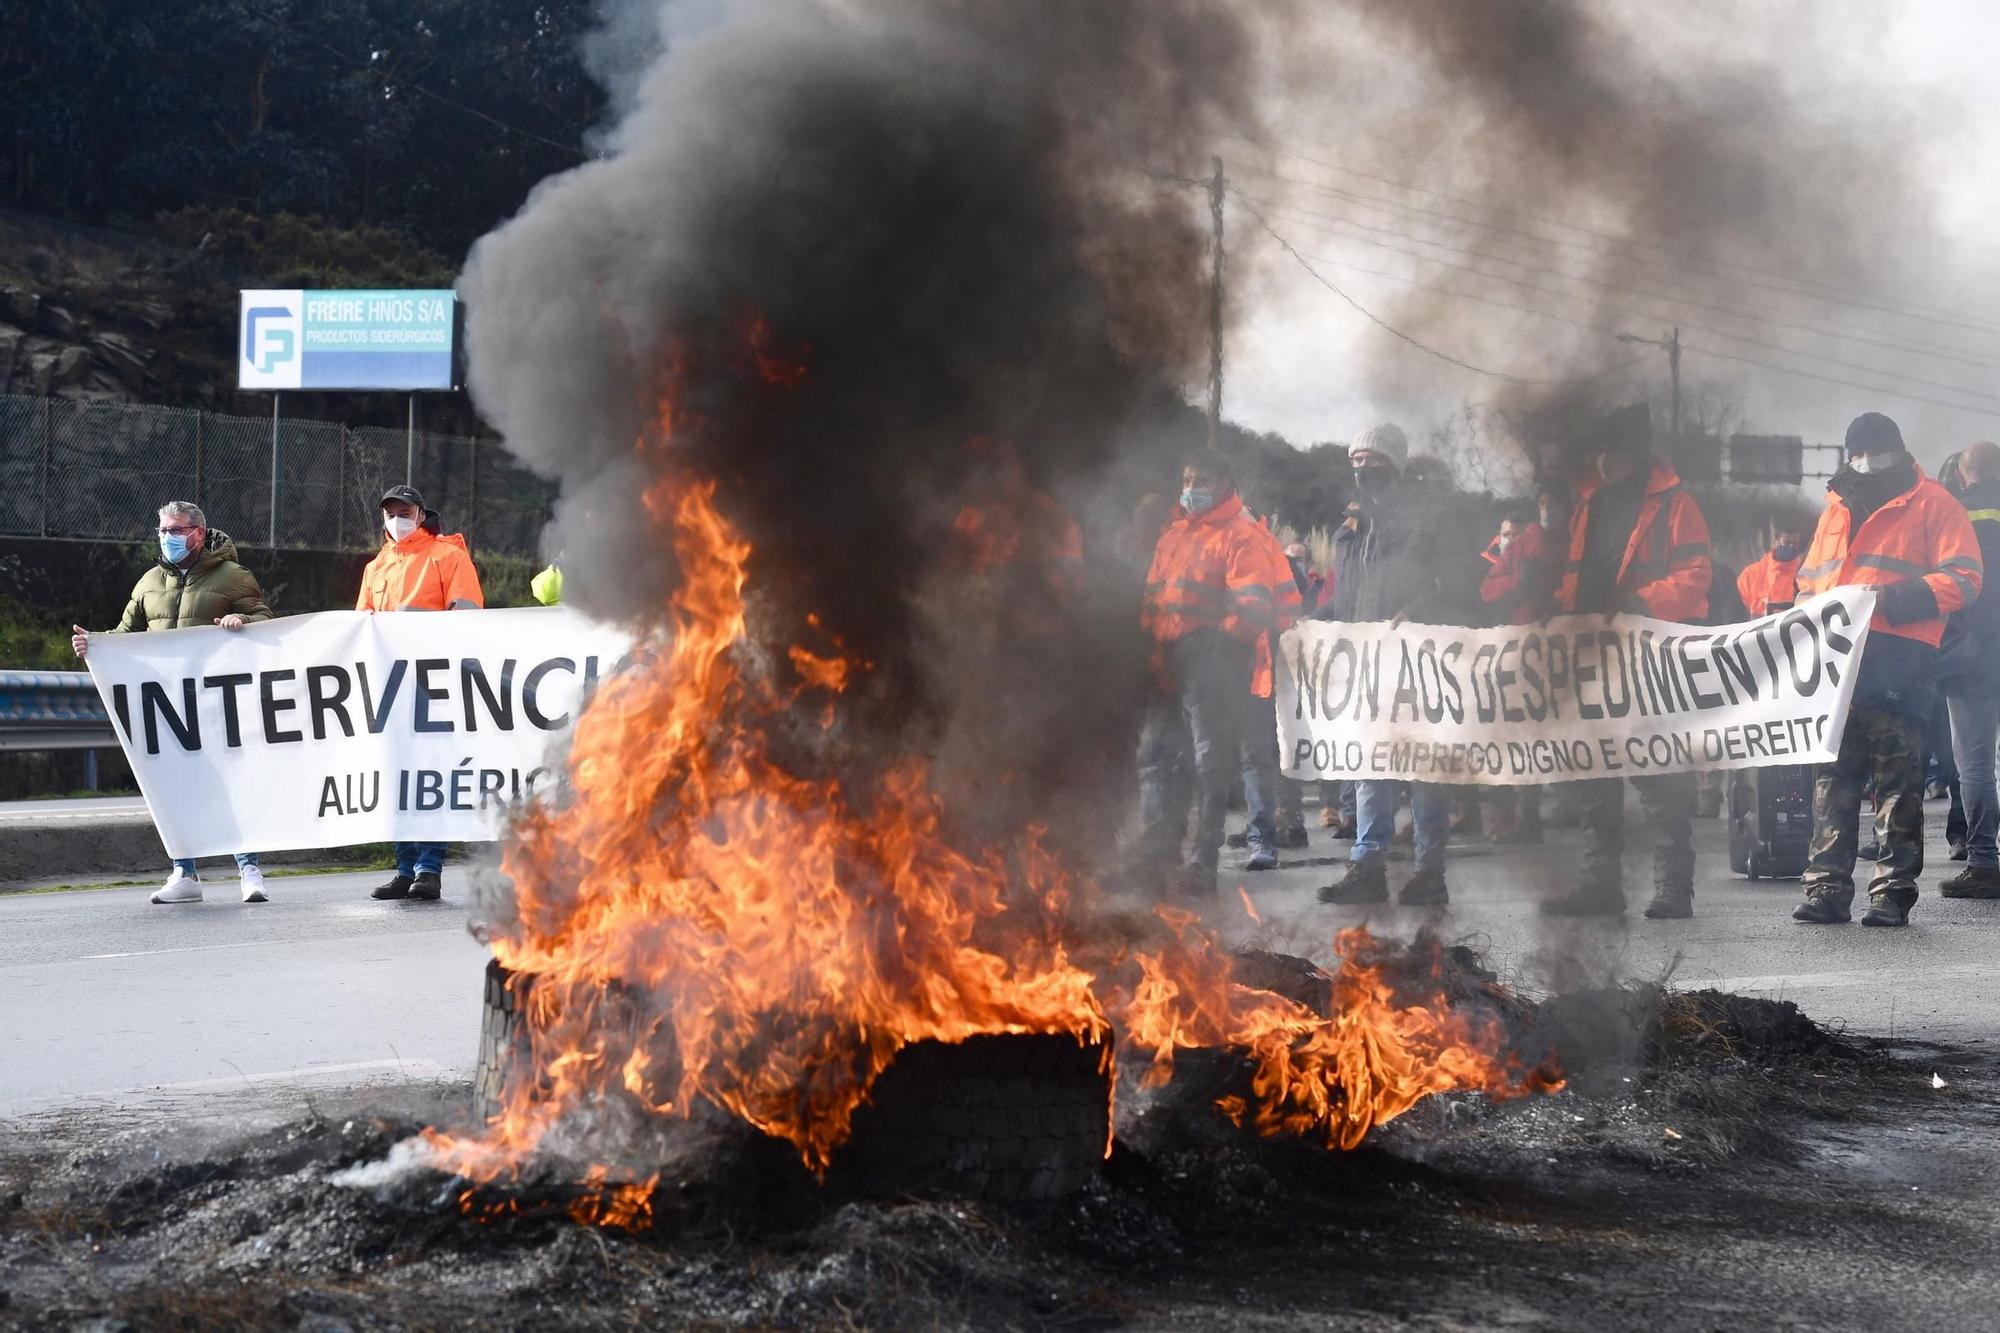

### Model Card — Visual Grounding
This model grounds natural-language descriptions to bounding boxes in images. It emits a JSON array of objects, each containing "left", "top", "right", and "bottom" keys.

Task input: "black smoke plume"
[{"left": 462, "top": 1, "right": 1277, "bottom": 850}]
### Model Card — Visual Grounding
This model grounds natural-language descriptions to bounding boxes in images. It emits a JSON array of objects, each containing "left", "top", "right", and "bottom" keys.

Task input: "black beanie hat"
[
  {"left": 1598, "top": 402, "right": 1652, "bottom": 454},
  {"left": 1844, "top": 412, "right": 1904, "bottom": 455}
]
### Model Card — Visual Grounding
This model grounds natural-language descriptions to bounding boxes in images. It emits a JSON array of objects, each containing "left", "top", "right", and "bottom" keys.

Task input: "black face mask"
[{"left": 1354, "top": 467, "right": 1394, "bottom": 497}]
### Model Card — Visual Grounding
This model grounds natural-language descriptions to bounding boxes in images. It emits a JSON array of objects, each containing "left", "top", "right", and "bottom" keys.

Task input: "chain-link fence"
[{"left": 0, "top": 393, "right": 555, "bottom": 557}]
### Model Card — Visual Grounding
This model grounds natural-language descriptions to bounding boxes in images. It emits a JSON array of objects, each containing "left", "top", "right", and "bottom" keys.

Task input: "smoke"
[
  {"left": 1232, "top": 1, "right": 1977, "bottom": 475},
  {"left": 463, "top": 0, "right": 1283, "bottom": 849}
]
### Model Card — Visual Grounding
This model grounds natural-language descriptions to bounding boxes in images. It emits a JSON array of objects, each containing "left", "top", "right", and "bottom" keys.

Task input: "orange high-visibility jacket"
[
  {"left": 1736, "top": 551, "right": 1803, "bottom": 616},
  {"left": 356, "top": 527, "right": 485, "bottom": 612},
  {"left": 1142, "top": 492, "right": 1301, "bottom": 693},
  {"left": 1556, "top": 460, "right": 1712, "bottom": 621},
  {"left": 1798, "top": 466, "right": 1981, "bottom": 649}
]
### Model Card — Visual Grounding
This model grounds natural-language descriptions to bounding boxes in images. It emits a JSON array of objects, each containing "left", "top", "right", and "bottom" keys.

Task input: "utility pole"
[
  {"left": 1207, "top": 155, "right": 1225, "bottom": 449},
  {"left": 1616, "top": 326, "right": 1682, "bottom": 443}
]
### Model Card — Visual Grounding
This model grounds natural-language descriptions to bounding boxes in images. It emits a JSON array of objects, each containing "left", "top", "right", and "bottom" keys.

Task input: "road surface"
[
  {"left": 0, "top": 795, "right": 150, "bottom": 825},
  {"left": 2, "top": 802, "right": 1993, "bottom": 1123}
]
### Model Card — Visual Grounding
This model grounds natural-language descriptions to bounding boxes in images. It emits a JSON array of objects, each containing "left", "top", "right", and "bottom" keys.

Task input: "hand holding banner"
[
  {"left": 86, "top": 607, "right": 632, "bottom": 858},
  {"left": 1276, "top": 588, "right": 1876, "bottom": 786}
]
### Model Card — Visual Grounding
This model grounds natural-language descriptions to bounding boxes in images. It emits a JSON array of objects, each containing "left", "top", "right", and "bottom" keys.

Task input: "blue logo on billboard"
[{"left": 244, "top": 306, "right": 296, "bottom": 372}]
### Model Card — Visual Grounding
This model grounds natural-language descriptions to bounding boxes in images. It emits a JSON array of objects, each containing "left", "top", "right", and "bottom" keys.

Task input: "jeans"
[
  {"left": 1354, "top": 780, "right": 1449, "bottom": 873},
  {"left": 173, "top": 852, "right": 259, "bottom": 876},
  {"left": 1947, "top": 687, "right": 2000, "bottom": 868},
  {"left": 1137, "top": 633, "right": 1253, "bottom": 872},
  {"left": 396, "top": 842, "right": 447, "bottom": 876},
  {"left": 1928, "top": 697, "right": 1967, "bottom": 845},
  {"left": 1239, "top": 694, "right": 1281, "bottom": 853}
]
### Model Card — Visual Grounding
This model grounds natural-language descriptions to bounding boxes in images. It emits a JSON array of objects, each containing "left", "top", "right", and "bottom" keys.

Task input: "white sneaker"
[
  {"left": 239, "top": 863, "right": 268, "bottom": 903},
  {"left": 151, "top": 869, "right": 203, "bottom": 904}
]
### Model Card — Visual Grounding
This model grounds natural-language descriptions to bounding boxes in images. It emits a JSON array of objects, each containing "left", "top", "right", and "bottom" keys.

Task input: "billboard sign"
[{"left": 238, "top": 289, "right": 456, "bottom": 391}]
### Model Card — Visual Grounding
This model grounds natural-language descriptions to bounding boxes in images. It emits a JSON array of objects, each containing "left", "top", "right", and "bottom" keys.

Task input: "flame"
[{"left": 422, "top": 328, "right": 1557, "bottom": 1227}]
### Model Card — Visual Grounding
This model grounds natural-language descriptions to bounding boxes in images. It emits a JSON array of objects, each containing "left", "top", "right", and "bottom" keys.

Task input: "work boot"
[
  {"left": 409, "top": 871, "right": 443, "bottom": 901},
  {"left": 371, "top": 873, "right": 414, "bottom": 901},
  {"left": 239, "top": 863, "right": 268, "bottom": 904},
  {"left": 1330, "top": 816, "right": 1358, "bottom": 840},
  {"left": 1861, "top": 891, "right": 1915, "bottom": 927},
  {"left": 1940, "top": 865, "right": 2000, "bottom": 899},
  {"left": 1276, "top": 811, "right": 1311, "bottom": 849},
  {"left": 1318, "top": 859, "right": 1389, "bottom": 905},
  {"left": 1398, "top": 867, "right": 1449, "bottom": 907},
  {"left": 1245, "top": 846, "right": 1279, "bottom": 872},
  {"left": 1791, "top": 890, "right": 1852, "bottom": 924},
  {"left": 1642, "top": 886, "right": 1693, "bottom": 920},
  {"left": 151, "top": 868, "right": 203, "bottom": 905},
  {"left": 1539, "top": 883, "right": 1624, "bottom": 917},
  {"left": 1949, "top": 841, "right": 1969, "bottom": 862},
  {"left": 1319, "top": 805, "right": 1341, "bottom": 829}
]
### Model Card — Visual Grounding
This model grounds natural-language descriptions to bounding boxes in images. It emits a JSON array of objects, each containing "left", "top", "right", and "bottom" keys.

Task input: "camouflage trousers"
[
  {"left": 1801, "top": 705, "right": 1926, "bottom": 910},
  {"left": 1577, "top": 772, "right": 1697, "bottom": 895}
]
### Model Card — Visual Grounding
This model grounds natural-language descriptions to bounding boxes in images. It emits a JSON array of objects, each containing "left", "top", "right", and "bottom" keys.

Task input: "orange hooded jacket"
[
  {"left": 1556, "top": 459, "right": 1711, "bottom": 621},
  {"left": 1141, "top": 492, "right": 1301, "bottom": 695},
  {"left": 1798, "top": 463, "right": 1980, "bottom": 649},
  {"left": 1736, "top": 551, "right": 1803, "bottom": 616},
  {"left": 356, "top": 526, "right": 485, "bottom": 612}
]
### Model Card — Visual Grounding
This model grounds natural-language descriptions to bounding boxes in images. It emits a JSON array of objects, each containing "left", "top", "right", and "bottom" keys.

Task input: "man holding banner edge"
[
  {"left": 1791, "top": 413, "right": 1982, "bottom": 927},
  {"left": 1543, "top": 403, "right": 1713, "bottom": 920}
]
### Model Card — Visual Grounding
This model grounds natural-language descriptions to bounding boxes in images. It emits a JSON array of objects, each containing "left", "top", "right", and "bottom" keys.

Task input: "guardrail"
[{"left": 0, "top": 669, "right": 117, "bottom": 752}]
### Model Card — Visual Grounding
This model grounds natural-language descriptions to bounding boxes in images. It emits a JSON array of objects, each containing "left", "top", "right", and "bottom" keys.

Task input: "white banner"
[
  {"left": 86, "top": 608, "right": 631, "bottom": 858},
  {"left": 1276, "top": 588, "right": 1876, "bottom": 787}
]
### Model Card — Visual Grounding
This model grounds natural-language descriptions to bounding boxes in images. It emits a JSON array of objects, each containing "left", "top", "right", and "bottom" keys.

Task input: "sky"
[{"left": 1218, "top": 1, "right": 2000, "bottom": 477}]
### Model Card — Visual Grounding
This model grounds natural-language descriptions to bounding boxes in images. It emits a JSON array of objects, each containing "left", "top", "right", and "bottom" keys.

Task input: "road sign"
[{"left": 238, "top": 289, "right": 457, "bottom": 391}]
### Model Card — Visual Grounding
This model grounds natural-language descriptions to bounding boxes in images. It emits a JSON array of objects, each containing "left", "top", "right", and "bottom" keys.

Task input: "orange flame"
[{"left": 422, "top": 331, "right": 1556, "bottom": 1227}]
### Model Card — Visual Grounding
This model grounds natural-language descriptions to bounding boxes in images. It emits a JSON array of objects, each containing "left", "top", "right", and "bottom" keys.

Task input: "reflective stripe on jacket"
[
  {"left": 1736, "top": 552, "right": 1802, "bottom": 616},
  {"left": 1798, "top": 466, "right": 1981, "bottom": 649},
  {"left": 356, "top": 528, "right": 485, "bottom": 612},
  {"left": 1556, "top": 460, "right": 1712, "bottom": 621},
  {"left": 1141, "top": 493, "right": 1302, "bottom": 674}
]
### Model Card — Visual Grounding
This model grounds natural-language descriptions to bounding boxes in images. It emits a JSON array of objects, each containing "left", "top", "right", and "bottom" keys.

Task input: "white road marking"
[{"left": 83, "top": 940, "right": 274, "bottom": 960}]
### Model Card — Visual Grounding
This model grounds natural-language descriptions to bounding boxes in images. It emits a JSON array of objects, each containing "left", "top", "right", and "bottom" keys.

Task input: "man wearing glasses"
[{"left": 71, "top": 500, "right": 273, "bottom": 905}]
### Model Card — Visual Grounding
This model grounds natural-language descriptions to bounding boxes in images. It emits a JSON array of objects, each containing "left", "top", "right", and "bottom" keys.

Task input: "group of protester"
[
  {"left": 71, "top": 485, "right": 490, "bottom": 906},
  {"left": 1135, "top": 406, "right": 1995, "bottom": 928}
]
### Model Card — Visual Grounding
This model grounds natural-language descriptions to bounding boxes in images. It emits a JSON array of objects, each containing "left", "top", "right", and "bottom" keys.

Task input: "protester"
[
  {"left": 1314, "top": 422, "right": 1455, "bottom": 906},
  {"left": 356, "top": 484, "right": 485, "bottom": 901},
  {"left": 70, "top": 501, "right": 273, "bottom": 905},
  {"left": 1544, "top": 403, "right": 1712, "bottom": 919},
  {"left": 531, "top": 560, "right": 563, "bottom": 605},
  {"left": 1478, "top": 509, "right": 1553, "bottom": 625},
  {"left": 1135, "top": 450, "right": 1301, "bottom": 895},
  {"left": 1737, "top": 529, "right": 1804, "bottom": 616},
  {"left": 1791, "top": 413, "right": 1982, "bottom": 927},
  {"left": 1939, "top": 441, "right": 2000, "bottom": 898}
]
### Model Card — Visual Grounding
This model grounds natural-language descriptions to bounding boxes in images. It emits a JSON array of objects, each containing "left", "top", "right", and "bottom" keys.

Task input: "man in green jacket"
[{"left": 71, "top": 500, "right": 274, "bottom": 906}]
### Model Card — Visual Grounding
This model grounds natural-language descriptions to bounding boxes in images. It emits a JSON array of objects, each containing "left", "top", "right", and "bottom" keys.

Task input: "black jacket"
[
  {"left": 1940, "top": 478, "right": 2000, "bottom": 693},
  {"left": 1315, "top": 485, "right": 1445, "bottom": 625}
]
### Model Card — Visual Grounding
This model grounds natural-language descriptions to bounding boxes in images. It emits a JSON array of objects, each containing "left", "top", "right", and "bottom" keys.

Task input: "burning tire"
[
  {"left": 472, "top": 959, "right": 532, "bottom": 1127},
  {"left": 830, "top": 1033, "right": 1113, "bottom": 1202},
  {"left": 471, "top": 962, "right": 1111, "bottom": 1200}
]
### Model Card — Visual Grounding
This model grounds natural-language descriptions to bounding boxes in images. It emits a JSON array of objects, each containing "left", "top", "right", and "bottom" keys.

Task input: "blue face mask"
[
  {"left": 1181, "top": 486, "right": 1216, "bottom": 515},
  {"left": 1773, "top": 544, "right": 1798, "bottom": 562},
  {"left": 160, "top": 533, "right": 192, "bottom": 564}
]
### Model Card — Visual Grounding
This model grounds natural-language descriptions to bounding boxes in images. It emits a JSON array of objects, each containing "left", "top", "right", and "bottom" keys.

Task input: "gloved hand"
[{"left": 1876, "top": 579, "right": 1938, "bottom": 626}]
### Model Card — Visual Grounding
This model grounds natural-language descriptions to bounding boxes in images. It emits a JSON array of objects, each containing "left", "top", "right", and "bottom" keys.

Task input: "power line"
[
  {"left": 1232, "top": 137, "right": 2000, "bottom": 339},
  {"left": 1232, "top": 162, "right": 2000, "bottom": 371},
  {"left": 1232, "top": 197, "right": 1543, "bottom": 384},
  {"left": 1243, "top": 192, "right": 2000, "bottom": 409}
]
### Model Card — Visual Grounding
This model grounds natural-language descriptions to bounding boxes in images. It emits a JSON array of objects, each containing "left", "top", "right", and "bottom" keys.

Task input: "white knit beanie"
[{"left": 1349, "top": 421, "right": 1409, "bottom": 469}]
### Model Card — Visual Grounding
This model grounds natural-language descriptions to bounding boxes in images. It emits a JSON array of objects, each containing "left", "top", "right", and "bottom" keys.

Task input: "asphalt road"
[
  {"left": 1, "top": 798, "right": 1993, "bottom": 1123},
  {"left": 0, "top": 868, "right": 487, "bottom": 1119},
  {"left": 0, "top": 794, "right": 150, "bottom": 825}
]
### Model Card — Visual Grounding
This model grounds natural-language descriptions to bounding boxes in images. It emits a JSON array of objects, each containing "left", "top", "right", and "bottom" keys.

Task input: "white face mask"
[
  {"left": 1848, "top": 453, "right": 1877, "bottom": 475},
  {"left": 385, "top": 514, "right": 418, "bottom": 542}
]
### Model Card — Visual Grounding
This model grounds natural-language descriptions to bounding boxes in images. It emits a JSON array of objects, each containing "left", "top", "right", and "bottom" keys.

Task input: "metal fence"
[{"left": 0, "top": 394, "right": 556, "bottom": 557}]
